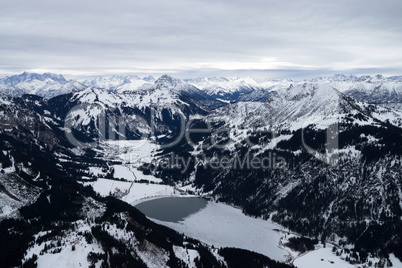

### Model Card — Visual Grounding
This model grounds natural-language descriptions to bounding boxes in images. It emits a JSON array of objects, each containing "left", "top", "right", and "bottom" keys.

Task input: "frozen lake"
[{"left": 137, "top": 197, "right": 289, "bottom": 262}]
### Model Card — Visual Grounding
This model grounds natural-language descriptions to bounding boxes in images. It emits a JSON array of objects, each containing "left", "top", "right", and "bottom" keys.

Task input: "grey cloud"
[{"left": 0, "top": 0, "right": 401, "bottom": 78}]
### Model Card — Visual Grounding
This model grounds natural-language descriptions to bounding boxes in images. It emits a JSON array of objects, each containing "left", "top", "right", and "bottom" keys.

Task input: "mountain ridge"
[
  {"left": 0, "top": 72, "right": 85, "bottom": 99},
  {"left": 2, "top": 71, "right": 402, "bottom": 107}
]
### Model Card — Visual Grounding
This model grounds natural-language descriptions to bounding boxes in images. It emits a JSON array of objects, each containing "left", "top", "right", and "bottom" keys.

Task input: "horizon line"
[{"left": 0, "top": 68, "right": 401, "bottom": 81}]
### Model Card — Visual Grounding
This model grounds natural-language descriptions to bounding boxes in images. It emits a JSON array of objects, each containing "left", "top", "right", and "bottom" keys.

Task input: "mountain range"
[
  {"left": 0, "top": 72, "right": 85, "bottom": 99},
  {"left": 1, "top": 71, "right": 402, "bottom": 267},
  {"left": 2, "top": 72, "right": 402, "bottom": 107}
]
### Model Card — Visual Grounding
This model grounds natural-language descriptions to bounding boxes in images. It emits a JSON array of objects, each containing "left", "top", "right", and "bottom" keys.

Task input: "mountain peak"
[
  {"left": 155, "top": 74, "right": 182, "bottom": 87},
  {"left": 143, "top": 75, "right": 156, "bottom": 82},
  {"left": 366, "top": 74, "right": 385, "bottom": 84}
]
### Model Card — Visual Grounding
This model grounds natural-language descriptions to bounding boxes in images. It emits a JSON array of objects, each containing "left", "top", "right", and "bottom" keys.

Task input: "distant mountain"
[
  {"left": 2, "top": 72, "right": 67, "bottom": 85},
  {"left": 188, "top": 74, "right": 402, "bottom": 107},
  {"left": 187, "top": 77, "right": 259, "bottom": 94},
  {"left": 187, "top": 76, "right": 273, "bottom": 102},
  {"left": 82, "top": 75, "right": 156, "bottom": 92},
  {"left": 208, "top": 83, "right": 402, "bottom": 132},
  {"left": 4, "top": 72, "right": 402, "bottom": 108},
  {"left": 0, "top": 72, "right": 85, "bottom": 98},
  {"left": 144, "top": 74, "right": 224, "bottom": 108},
  {"left": 82, "top": 74, "right": 224, "bottom": 108},
  {"left": 310, "top": 74, "right": 402, "bottom": 108},
  {"left": 5, "top": 72, "right": 402, "bottom": 109}
]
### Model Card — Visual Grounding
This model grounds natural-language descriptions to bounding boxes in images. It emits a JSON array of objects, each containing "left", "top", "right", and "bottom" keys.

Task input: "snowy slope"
[
  {"left": 208, "top": 82, "right": 402, "bottom": 134},
  {"left": 0, "top": 94, "right": 56, "bottom": 145},
  {"left": 0, "top": 173, "right": 42, "bottom": 219}
]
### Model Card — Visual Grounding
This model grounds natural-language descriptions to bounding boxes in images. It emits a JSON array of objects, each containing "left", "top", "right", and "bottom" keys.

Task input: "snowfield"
[
  {"left": 293, "top": 244, "right": 353, "bottom": 268},
  {"left": 294, "top": 245, "right": 402, "bottom": 268},
  {"left": 112, "top": 165, "right": 137, "bottom": 181},
  {"left": 24, "top": 218, "right": 104, "bottom": 268},
  {"left": 84, "top": 178, "right": 179, "bottom": 204}
]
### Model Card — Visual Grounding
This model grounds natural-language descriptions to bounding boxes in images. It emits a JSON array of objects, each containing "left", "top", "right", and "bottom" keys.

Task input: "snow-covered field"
[
  {"left": 84, "top": 178, "right": 181, "bottom": 204},
  {"left": 293, "top": 245, "right": 402, "bottom": 268},
  {"left": 100, "top": 139, "right": 158, "bottom": 165},
  {"left": 152, "top": 201, "right": 289, "bottom": 262},
  {"left": 293, "top": 244, "right": 354, "bottom": 268},
  {"left": 84, "top": 139, "right": 177, "bottom": 203},
  {"left": 99, "top": 140, "right": 163, "bottom": 183}
]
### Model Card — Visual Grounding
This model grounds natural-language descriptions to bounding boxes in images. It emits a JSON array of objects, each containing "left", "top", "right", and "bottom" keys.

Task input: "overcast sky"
[{"left": 1, "top": 0, "right": 401, "bottom": 79}]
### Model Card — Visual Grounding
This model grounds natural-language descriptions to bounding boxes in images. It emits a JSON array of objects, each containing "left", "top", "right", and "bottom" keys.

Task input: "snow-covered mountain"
[
  {"left": 188, "top": 74, "right": 402, "bottom": 106},
  {"left": 144, "top": 81, "right": 402, "bottom": 266},
  {"left": 48, "top": 77, "right": 213, "bottom": 143},
  {"left": 187, "top": 77, "right": 259, "bottom": 94},
  {"left": 311, "top": 74, "right": 402, "bottom": 108},
  {"left": 0, "top": 92, "right": 292, "bottom": 268},
  {"left": 82, "top": 74, "right": 224, "bottom": 108},
  {"left": 0, "top": 72, "right": 85, "bottom": 98},
  {"left": 4, "top": 72, "right": 402, "bottom": 108},
  {"left": 139, "top": 74, "right": 224, "bottom": 108},
  {"left": 2, "top": 71, "right": 402, "bottom": 267},
  {"left": 208, "top": 82, "right": 402, "bottom": 132},
  {"left": 82, "top": 75, "right": 156, "bottom": 92},
  {"left": 187, "top": 76, "right": 274, "bottom": 102}
]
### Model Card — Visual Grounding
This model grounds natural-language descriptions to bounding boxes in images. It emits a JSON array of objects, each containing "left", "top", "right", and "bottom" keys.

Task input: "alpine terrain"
[{"left": 0, "top": 72, "right": 402, "bottom": 268}]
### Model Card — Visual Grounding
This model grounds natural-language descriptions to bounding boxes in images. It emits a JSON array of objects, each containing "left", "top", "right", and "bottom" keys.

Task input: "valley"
[{"left": 0, "top": 72, "right": 402, "bottom": 267}]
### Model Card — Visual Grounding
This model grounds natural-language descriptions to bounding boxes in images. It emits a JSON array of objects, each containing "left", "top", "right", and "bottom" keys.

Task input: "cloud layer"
[{"left": 1, "top": 0, "right": 402, "bottom": 78}]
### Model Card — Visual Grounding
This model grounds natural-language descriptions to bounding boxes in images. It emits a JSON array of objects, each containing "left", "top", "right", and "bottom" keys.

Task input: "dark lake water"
[{"left": 135, "top": 197, "right": 208, "bottom": 222}]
